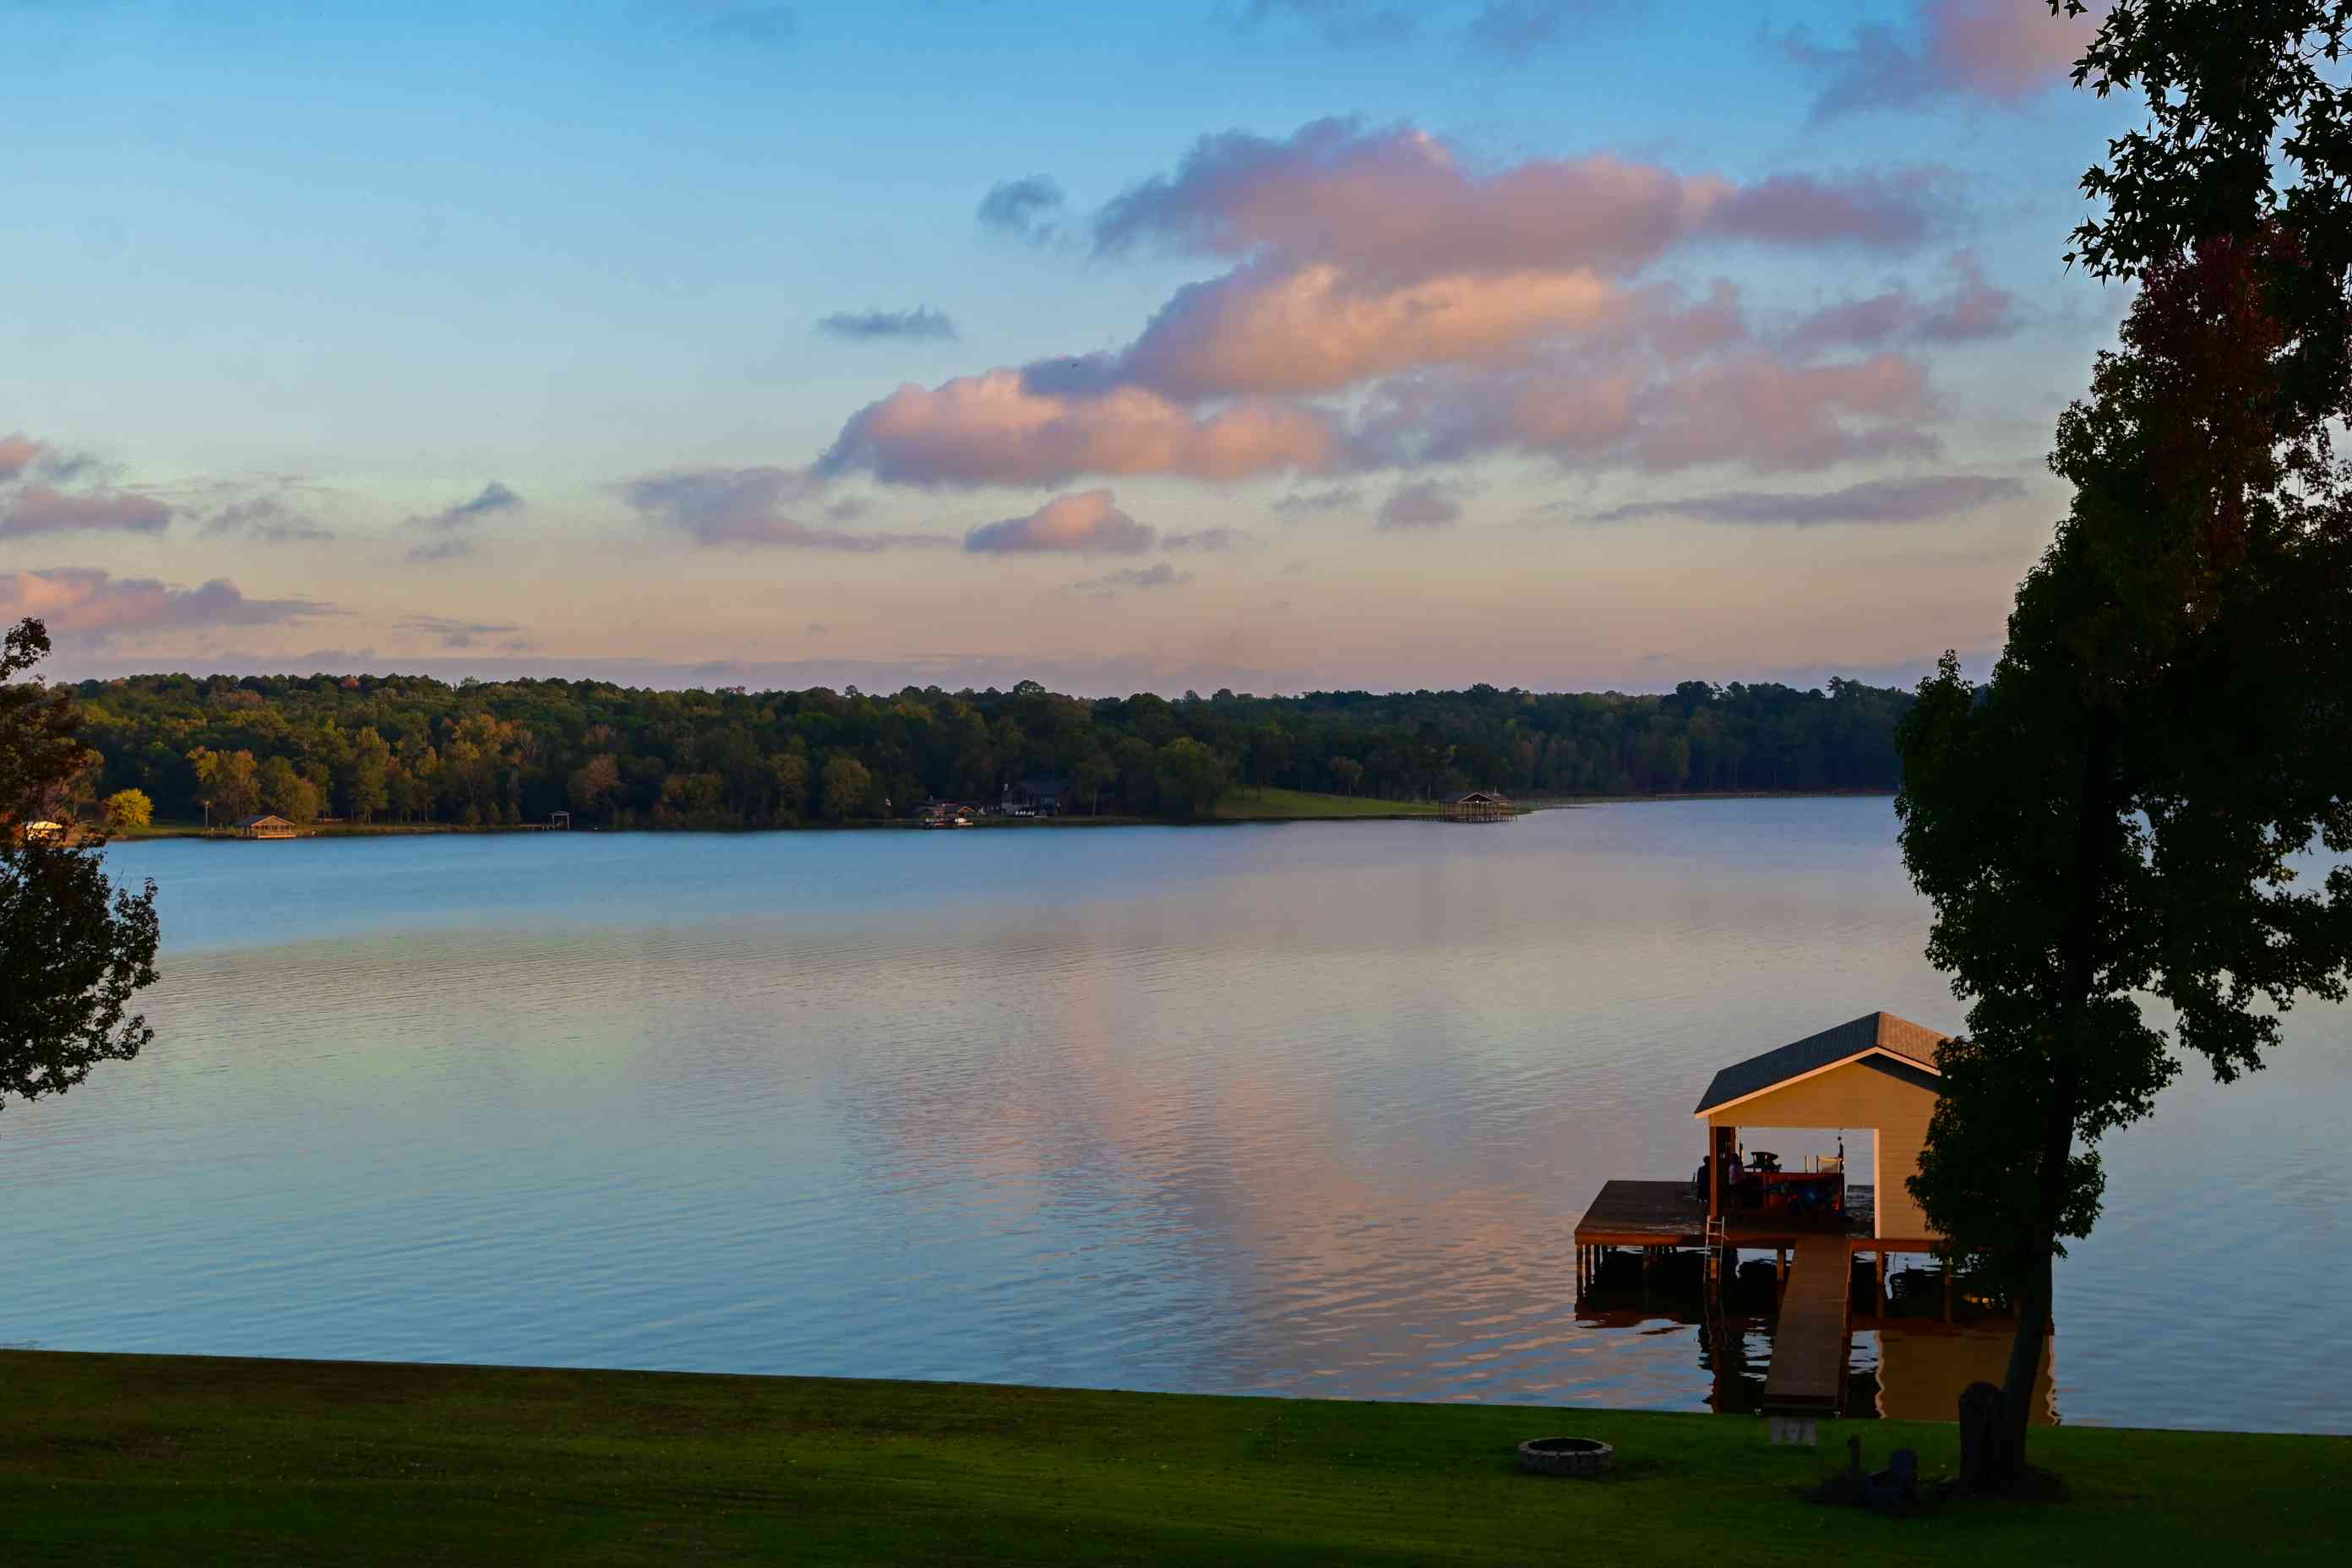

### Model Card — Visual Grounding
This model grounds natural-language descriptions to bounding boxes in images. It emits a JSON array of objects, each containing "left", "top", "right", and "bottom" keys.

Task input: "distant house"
[
  {"left": 1451, "top": 790, "right": 1513, "bottom": 821},
  {"left": 232, "top": 814, "right": 298, "bottom": 840},
  {"left": 915, "top": 801, "right": 977, "bottom": 828},
  {"left": 19, "top": 819, "right": 65, "bottom": 843},
  {"left": 999, "top": 774, "right": 1068, "bottom": 817}
]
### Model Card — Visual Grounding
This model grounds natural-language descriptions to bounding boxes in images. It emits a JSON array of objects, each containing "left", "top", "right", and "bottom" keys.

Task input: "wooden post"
[
  {"left": 1874, "top": 1251, "right": 1887, "bottom": 1317},
  {"left": 1942, "top": 1260, "right": 1955, "bottom": 1322}
]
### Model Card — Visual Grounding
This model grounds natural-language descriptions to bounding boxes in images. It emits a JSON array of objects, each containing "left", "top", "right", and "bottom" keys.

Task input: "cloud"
[
  {"left": 0, "top": 433, "right": 48, "bottom": 482},
  {"left": 402, "top": 615, "right": 527, "bottom": 650},
  {"left": 410, "top": 480, "right": 520, "bottom": 530},
  {"left": 0, "top": 432, "right": 168, "bottom": 536},
  {"left": 1798, "top": 0, "right": 2104, "bottom": 122},
  {"left": 977, "top": 175, "right": 1066, "bottom": 242},
  {"left": 1787, "top": 253, "right": 2019, "bottom": 351},
  {"left": 1091, "top": 119, "right": 1936, "bottom": 274},
  {"left": 1464, "top": 1, "right": 1638, "bottom": 60},
  {"left": 819, "top": 370, "right": 1340, "bottom": 487},
  {"left": 817, "top": 306, "right": 959, "bottom": 342},
  {"left": 1231, "top": 1, "right": 1642, "bottom": 57},
  {"left": 0, "top": 485, "right": 172, "bottom": 537},
  {"left": 1271, "top": 485, "right": 1364, "bottom": 515},
  {"left": 403, "top": 481, "right": 521, "bottom": 563},
  {"left": 1588, "top": 472, "right": 2028, "bottom": 525},
  {"left": 200, "top": 493, "right": 335, "bottom": 543},
  {"left": 1073, "top": 562, "right": 1195, "bottom": 596},
  {"left": 1375, "top": 350, "right": 1938, "bottom": 472},
  {"left": 613, "top": 466, "right": 953, "bottom": 549},
  {"left": 1108, "top": 258, "right": 1627, "bottom": 400},
  {"left": 1226, "top": 0, "right": 1416, "bottom": 48},
  {"left": 821, "top": 121, "right": 1952, "bottom": 489},
  {"left": 1163, "top": 526, "right": 1245, "bottom": 551},
  {"left": 964, "top": 489, "right": 1156, "bottom": 554},
  {"left": 1377, "top": 479, "right": 1463, "bottom": 530},
  {"left": 0, "top": 566, "right": 337, "bottom": 643}
]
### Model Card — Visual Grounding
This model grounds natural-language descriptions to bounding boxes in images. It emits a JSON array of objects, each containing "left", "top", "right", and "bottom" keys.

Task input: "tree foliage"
[
  {"left": 1, "top": 619, "right": 161, "bottom": 1118},
  {"left": 52, "top": 672, "right": 1915, "bottom": 829},
  {"left": 1898, "top": 231, "right": 2352, "bottom": 1479}
]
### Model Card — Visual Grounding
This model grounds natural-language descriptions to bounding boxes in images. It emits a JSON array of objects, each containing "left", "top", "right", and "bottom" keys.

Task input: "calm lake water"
[{"left": 4, "top": 801, "right": 2344, "bottom": 1434}]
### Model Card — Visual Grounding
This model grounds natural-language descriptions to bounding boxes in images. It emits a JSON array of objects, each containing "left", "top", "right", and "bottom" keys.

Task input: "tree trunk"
[
  {"left": 1998, "top": 712, "right": 2108, "bottom": 1480},
  {"left": 1995, "top": 1229, "right": 2055, "bottom": 1480}
]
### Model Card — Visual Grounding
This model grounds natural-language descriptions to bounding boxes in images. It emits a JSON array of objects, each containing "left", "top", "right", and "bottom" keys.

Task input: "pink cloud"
[
  {"left": 818, "top": 120, "right": 1968, "bottom": 493},
  {"left": 1631, "top": 354, "right": 1940, "bottom": 471},
  {"left": 0, "top": 567, "right": 336, "bottom": 641},
  {"left": 1788, "top": 253, "right": 2020, "bottom": 351},
  {"left": 1934, "top": 0, "right": 2099, "bottom": 97},
  {"left": 0, "top": 484, "right": 172, "bottom": 537},
  {"left": 821, "top": 371, "right": 1340, "bottom": 488},
  {"left": 0, "top": 433, "right": 47, "bottom": 482},
  {"left": 964, "top": 489, "right": 1156, "bottom": 554},
  {"left": 1093, "top": 120, "right": 1936, "bottom": 279},
  {"left": 1378, "top": 351, "right": 1936, "bottom": 473},
  {"left": 1115, "top": 260, "right": 1627, "bottom": 400},
  {"left": 1802, "top": 1, "right": 2105, "bottom": 120}
]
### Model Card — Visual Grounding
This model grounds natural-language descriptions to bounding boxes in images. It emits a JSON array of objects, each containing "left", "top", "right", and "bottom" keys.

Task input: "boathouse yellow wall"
[{"left": 1702, "top": 1059, "right": 1941, "bottom": 1243}]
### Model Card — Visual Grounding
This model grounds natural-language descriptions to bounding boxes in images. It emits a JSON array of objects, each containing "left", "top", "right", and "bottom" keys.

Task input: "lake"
[{"left": 4, "top": 800, "right": 2344, "bottom": 1434}]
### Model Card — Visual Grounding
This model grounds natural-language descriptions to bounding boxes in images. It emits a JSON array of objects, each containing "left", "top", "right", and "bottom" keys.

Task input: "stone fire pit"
[{"left": 1516, "top": 1436, "right": 1614, "bottom": 1477}]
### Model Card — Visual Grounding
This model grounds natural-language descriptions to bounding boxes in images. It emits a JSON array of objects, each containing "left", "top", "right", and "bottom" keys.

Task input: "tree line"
[{"left": 41, "top": 672, "right": 1916, "bottom": 829}]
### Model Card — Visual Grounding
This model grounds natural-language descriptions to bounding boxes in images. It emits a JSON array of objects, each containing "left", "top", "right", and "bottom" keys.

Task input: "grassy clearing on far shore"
[
  {"left": 0, "top": 1352, "right": 2338, "bottom": 1565},
  {"left": 1214, "top": 787, "right": 1454, "bottom": 820}
]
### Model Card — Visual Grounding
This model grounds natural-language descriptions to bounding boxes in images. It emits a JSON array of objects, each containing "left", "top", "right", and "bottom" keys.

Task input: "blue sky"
[{"left": 2, "top": 1, "right": 2134, "bottom": 693}]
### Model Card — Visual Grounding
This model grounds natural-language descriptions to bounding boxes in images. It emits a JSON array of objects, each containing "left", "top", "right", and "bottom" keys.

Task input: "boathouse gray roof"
[{"left": 1692, "top": 1011, "right": 1946, "bottom": 1116}]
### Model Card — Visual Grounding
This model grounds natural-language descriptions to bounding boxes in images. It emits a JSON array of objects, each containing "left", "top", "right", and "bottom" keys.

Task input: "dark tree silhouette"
[
  {"left": 1897, "top": 234, "right": 2352, "bottom": 1485},
  {"left": 0, "top": 619, "right": 161, "bottom": 1117}
]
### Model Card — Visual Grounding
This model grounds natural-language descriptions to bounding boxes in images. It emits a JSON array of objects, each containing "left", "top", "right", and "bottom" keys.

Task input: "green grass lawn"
[
  {"left": 1214, "top": 787, "right": 1456, "bottom": 820},
  {"left": 0, "top": 1353, "right": 2338, "bottom": 1565}
]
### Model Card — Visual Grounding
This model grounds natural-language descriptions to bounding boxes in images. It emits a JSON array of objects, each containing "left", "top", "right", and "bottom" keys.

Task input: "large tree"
[
  {"left": 1899, "top": 223, "right": 2352, "bottom": 1479},
  {"left": 1, "top": 620, "right": 161, "bottom": 1119}
]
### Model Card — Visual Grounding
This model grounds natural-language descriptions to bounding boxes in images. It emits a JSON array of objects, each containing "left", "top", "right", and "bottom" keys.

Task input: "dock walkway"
[{"left": 1760, "top": 1233, "right": 1848, "bottom": 1413}]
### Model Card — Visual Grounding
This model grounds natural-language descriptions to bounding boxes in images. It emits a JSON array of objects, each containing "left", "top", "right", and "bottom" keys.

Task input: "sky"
[{"left": 1, "top": 0, "right": 2136, "bottom": 694}]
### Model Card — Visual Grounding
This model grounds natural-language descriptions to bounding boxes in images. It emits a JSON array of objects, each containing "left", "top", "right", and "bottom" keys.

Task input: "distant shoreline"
[{"left": 106, "top": 789, "right": 1894, "bottom": 842}]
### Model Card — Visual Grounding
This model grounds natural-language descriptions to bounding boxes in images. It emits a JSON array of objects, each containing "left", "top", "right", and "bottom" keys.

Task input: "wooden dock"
[
  {"left": 1571, "top": 1179, "right": 1872, "bottom": 1250},
  {"left": 1761, "top": 1233, "right": 1849, "bottom": 1413},
  {"left": 1571, "top": 1179, "right": 1876, "bottom": 1418}
]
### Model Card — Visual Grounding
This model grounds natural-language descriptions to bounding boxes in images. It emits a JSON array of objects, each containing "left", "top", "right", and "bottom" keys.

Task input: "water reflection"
[{"left": 0, "top": 802, "right": 2339, "bottom": 1433}]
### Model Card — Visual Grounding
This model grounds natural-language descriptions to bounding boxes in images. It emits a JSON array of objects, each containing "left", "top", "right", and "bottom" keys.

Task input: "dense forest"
[{"left": 48, "top": 672, "right": 1915, "bottom": 829}]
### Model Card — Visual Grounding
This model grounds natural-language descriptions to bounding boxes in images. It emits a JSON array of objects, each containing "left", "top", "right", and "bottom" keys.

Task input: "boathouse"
[
  {"left": 1572, "top": 1010, "right": 1955, "bottom": 1430},
  {"left": 1451, "top": 790, "right": 1513, "bottom": 821},
  {"left": 1695, "top": 1011, "right": 1944, "bottom": 1249},
  {"left": 232, "top": 814, "right": 298, "bottom": 840}
]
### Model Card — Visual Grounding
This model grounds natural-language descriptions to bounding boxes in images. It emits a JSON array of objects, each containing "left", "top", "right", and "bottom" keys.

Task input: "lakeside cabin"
[
  {"left": 231, "top": 814, "right": 299, "bottom": 840},
  {"left": 999, "top": 775, "right": 1068, "bottom": 817},
  {"left": 1451, "top": 790, "right": 1513, "bottom": 821},
  {"left": 1573, "top": 1010, "right": 1956, "bottom": 1435}
]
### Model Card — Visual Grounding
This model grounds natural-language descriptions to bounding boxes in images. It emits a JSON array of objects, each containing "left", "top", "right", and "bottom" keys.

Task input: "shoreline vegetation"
[
  {"left": 52, "top": 672, "right": 1914, "bottom": 836},
  {"left": 109, "top": 787, "right": 1897, "bottom": 840},
  {"left": 0, "top": 1351, "right": 2338, "bottom": 1565}
]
